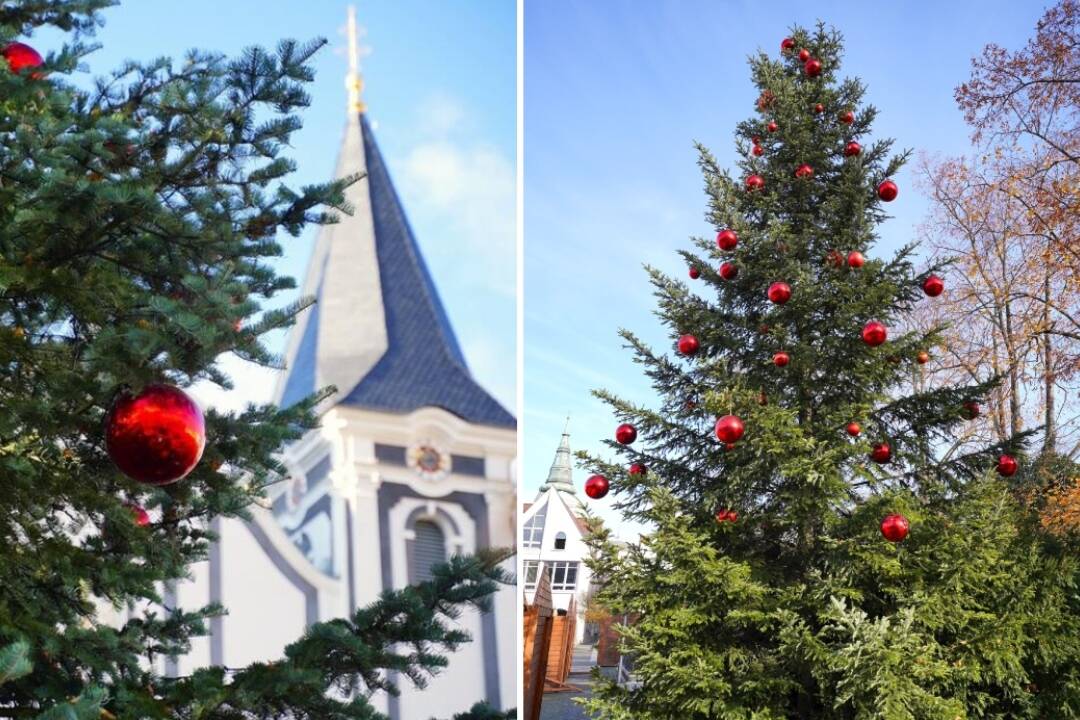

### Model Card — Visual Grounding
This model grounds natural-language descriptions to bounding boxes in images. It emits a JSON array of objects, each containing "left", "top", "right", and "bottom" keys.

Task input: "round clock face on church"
[{"left": 408, "top": 444, "right": 451, "bottom": 480}]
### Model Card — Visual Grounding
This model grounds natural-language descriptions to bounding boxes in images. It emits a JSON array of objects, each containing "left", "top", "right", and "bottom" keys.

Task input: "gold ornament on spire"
[{"left": 345, "top": 5, "right": 371, "bottom": 115}]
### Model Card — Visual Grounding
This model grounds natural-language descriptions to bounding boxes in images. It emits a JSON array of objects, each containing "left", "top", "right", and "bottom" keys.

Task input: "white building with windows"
[{"left": 521, "top": 427, "right": 593, "bottom": 643}]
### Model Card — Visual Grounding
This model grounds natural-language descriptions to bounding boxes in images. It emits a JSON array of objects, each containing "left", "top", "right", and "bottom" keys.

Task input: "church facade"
[{"left": 151, "top": 16, "right": 517, "bottom": 719}]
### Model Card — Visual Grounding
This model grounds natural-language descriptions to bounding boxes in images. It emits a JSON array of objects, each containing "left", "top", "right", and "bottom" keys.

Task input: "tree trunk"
[{"left": 1043, "top": 257, "right": 1056, "bottom": 454}]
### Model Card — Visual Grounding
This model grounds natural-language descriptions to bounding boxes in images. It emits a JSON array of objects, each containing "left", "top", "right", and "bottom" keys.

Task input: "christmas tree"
[
  {"left": 581, "top": 24, "right": 1080, "bottom": 719},
  {"left": 0, "top": 4, "right": 510, "bottom": 719}
]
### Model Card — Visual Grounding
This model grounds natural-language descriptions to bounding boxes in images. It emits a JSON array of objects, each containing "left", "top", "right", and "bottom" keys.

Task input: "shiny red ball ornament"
[
  {"left": 795, "top": 163, "right": 813, "bottom": 179},
  {"left": 916, "top": 351, "right": 930, "bottom": 364},
  {"left": 105, "top": 384, "right": 205, "bottom": 485},
  {"left": 877, "top": 179, "right": 899, "bottom": 202},
  {"left": 997, "top": 454, "right": 1018, "bottom": 477},
  {"left": 678, "top": 334, "right": 700, "bottom": 356},
  {"left": 689, "top": 266, "right": 700, "bottom": 279},
  {"left": 804, "top": 58, "right": 822, "bottom": 77},
  {"left": 870, "top": 442, "right": 891, "bottom": 464},
  {"left": 126, "top": 503, "right": 151, "bottom": 527},
  {"left": 798, "top": 48, "right": 810, "bottom": 62},
  {"left": 767, "top": 281, "right": 792, "bottom": 304},
  {"left": 716, "top": 509, "right": 738, "bottom": 523},
  {"left": 846, "top": 422, "right": 861, "bottom": 437},
  {"left": 847, "top": 251, "right": 865, "bottom": 268},
  {"left": 2, "top": 42, "right": 44, "bottom": 76},
  {"left": 752, "top": 144, "right": 764, "bottom": 156},
  {"left": 615, "top": 423, "right": 637, "bottom": 445},
  {"left": 840, "top": 110, "right": 855, "bottom": 124},
  {"left": 844, "top": 141, "right": 862, "bottom": 157},
  {"left": 719, "top": 262, "right": 738, "bottom": 280},
  {"left": 814, "top": 103, "right": 825, "bottom": 114},
  {"left": 862, "top": 321, "right": 887, "bottom": 347},
  {"left": 766, "top": 120, "right": 778, "bottom": 133},
  {"left": 922, "top": 274, "right": 944, "bottom": 297},
  {"left": 714, "top": 414, "right": 745, "bottom": 444},
  {"left": 826, "top": 249, "right": 845, "bottom": 268},
  {"left": 963, "top": 401, "right": 981, "bottom": 419},
  {"left": 751, "top": 135, "right": 761, "bottom": 144},
  {"left": 773, "top": 351, "right": 790, "bottom": 367},
  {"left": 717, "top": 228, "right": 739, "bottom": 250},
  {"left": 628, "top": 462, "right": 646, "bottom": 476},
  {"left": 584, "top": 474, "right": 610, "bottom": 499},
  {"left": 880, "top": 514, "right": 909, "bottom": 542},
  {"left": 746, "top": 174, "right": 765, "bottom": 191},
  {"left": 781, "top": 37, "right": 795, "bottom": 52}
]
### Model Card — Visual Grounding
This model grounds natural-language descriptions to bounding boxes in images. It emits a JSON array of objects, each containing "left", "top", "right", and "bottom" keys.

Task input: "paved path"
[{"left": 540, "top": 646, "right": 614, "bottom": 720}]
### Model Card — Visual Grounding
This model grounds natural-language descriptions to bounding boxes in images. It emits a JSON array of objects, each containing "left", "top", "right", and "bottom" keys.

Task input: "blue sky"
[
  {"left": 39, "top": 0, "right": 517, "bottom": 414},
  {"left": 523, "top": 0, "right": 1047, "bottom": 534}
]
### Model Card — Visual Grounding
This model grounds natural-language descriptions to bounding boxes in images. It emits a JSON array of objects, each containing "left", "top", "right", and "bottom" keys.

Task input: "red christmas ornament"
[
  {"left": 826, "top": 249, "right": 845, "bottom": 268},
  {"left": 628, "top": 462, "right": 646, "bottom": 476},
  {"left": 716, "top": 509, "right": 738, "bottom": 523},
  {"left": 814, "top": 103, "right": 825, "bottom": 114},
  {"left": 2, "top": 42, "right": 44, "bottom": 76},
  {"left": 766, "top": 120, "right": 778, "bottom": 133},
  {"left": 846, "top": 422, "right": 861, "bottom": 437},
  {"left": 745, "top": 174, "right": 765, "bottom": 191},
  {"left": 126, "top": 503, "right": 151, "bottom": 527},
  {"left": 880, "top": 514, "right": 909, "bottom": 542},
  {"left": 105, "top": 384, "right": 206, "bottom": 485},
  {"left": 719, "top": 262, "right": 738, "bottom": 280},
  {"left": 847, "top": 251, "right": 865, "bottom": 268},
  {"left": 862, "top": 321, "right": 887, "bottom": 346},
  {"left": 773, "top": 351, "right": 790, "bottom": 367},
  {"left": 584, "top": 474, "right": 609, "bottom": 499},
  {"left": 844, "top": 141, "right": 862, "bottom": 157},
  {"left": 781, "top": 37, "right": 795, "bottom": 52},
  {"left": 963, "top": 401, "right": 981, "bottom": 419},
  {"left": 916, "top": 351, "right": 930, "bottom": 364},
  {"left": 798, "top": 48, "right": 810, "bottom": 62},
  {"left": 996, "top": 454, "right": 1018, "bottom": 477},
  {"left": 714, "top": 414, "right": 745, "bottom": 444},
  {"left": 689, "top": 266, "right": 700, "bottom": 279},
  {"left": 678, "top": 334, "right": 700, "bottom": 356},
  {"left": 752, "top": 144, "right": 764, "bottom": 156},
  {"left": 922, "top": 274, "right": 944, "bottom": 297},
  {"left": 717, "top": 228, "right": 739, "bottom": 250},
  {"left": 877, "top": 179, "right": 899, "bottom": 202},
  {"left": 870, "top": 442, "right": 891, "bottom": 464},
  {"left": 767, "top": 281, "right": 792, "bottom": 304},
  {"left": 615, "top": 423, "right": 637, "bottom": 445},
  {"left": 804, "top": 58, "right": 822, "bottom": 77},
  {"left": 751, "top": 135, "right": 761, "bottom": 144},
  {"left": 840, "top": 110, "right": 855, "bottom": 124},
  {"left": 795, "top": 163, "right": 814, "bottom": 179}
]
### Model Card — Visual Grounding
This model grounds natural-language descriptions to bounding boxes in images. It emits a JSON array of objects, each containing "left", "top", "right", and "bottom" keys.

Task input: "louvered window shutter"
[{"left": 411, "top": 520, "right": 447, "bottom": 584}]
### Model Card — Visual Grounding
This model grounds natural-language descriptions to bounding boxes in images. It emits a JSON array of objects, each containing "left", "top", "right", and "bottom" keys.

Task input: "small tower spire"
[
  {"left": 540, "top": 419, "right": 576, "bottom": 496},
  {"left": 345, "top": 5, "right": 368, "bottom": 116}
]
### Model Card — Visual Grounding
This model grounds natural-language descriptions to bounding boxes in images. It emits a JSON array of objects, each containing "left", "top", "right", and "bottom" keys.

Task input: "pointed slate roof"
[
  {"left": 540, "top": 423, "right": 576, "bottom": 497},
  {"left": 276, "top": 111, "right": 514, "bottom": 429}
]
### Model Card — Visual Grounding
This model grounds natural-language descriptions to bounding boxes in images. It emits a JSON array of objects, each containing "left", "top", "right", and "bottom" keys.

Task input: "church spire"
[{"left": 540, "top": 419, "right": 576, "bottom": 496}]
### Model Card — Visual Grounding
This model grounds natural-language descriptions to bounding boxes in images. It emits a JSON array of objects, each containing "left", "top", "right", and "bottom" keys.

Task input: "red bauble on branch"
[
  {"left": 752, "top": 144, "right": 764, "bottom": 157},
  {"left": 963, "top": 401, "right": 981, "bottom": 419},
  {"left": 106, "top": 384, "right": 206, "bottom": 485},
  {"left": 585, "top": 474, "right": 609, "bottom": 499},
  {"left": 767, "top": 120, "right": 778, "bottom": 133},
  {"left": 715, "top": 415, "right": 745, "bottom": 444},
  {"left": 847, "top": 251, "right": 865, "bottom": 268},
  {"left": 814, "top": 103, "right": 824, "bottom": 114},
  {"left": 773, "top": 351, "right": 790, "bottom": 367},
  {"left": 862, "top": 321, "right": 887, "bottom": 346},
  {"left": 846, "top": 422, "right": 861, "bottom": 437},
  {"left": 877, "top": 179, "right": 899, "bottom": 202},
  {"left": 804, "top": 58, "right": 822, "bottom": 77},
  {"left": 922, "top": 274, "right": 945, "bottom": 297},
  {"left": 126, "top": 503, "right": 151, "bottom": 527},
  {"left": 997, "top": 454, "right": 1018, "bottom": 477},
  {"left": 746, "top": 174, "right": 765, "bottom": 191},
  {"left": 678, "top": 334, "right": 700, "bottom": 356},
  {"left": 870, "top": 442, "right": 891, "bottom": 464},
  {"left": 839, "top": 110, "right": 855, "bottom": 124},
  {"left": 781, "top": 37, "right": 795, "bottom": 52},
  {"left": 916, "top": 351, "right": 930, "bottom": 364},
  {"left": 767, "top": 281, "right": 792, "bottom": 304},
  {"left": 715, "top": 509, "right": 738, "bottom": 524},
  {"left": 628, "top": 462, "right": 646, "bottom": 476},
  {"left": 717, "top": 228, "right": 739, "bottom": 250},
  {"left": 798, "top": 48, "right": 811, "bottom": 62},
  {"left": 615, "top": 423, "right": 637, "bottom": 445},
  {"left": 688, "top": 266, "right": 700, "bottom": 279},
  {"left": 880, "top": 514, "right": 909, "bottom": 542},
  {"left": 719, "top": 262, "right": 738, "bottom": 280},
  {"left": 843, "top": 141, "right": 861, "bottom": 157},
  {"left": 795, "top": 163, "right": 813, "bottom": 179},
  {"left": 2, "top": 42, "right": 44, "bottom": 76},
  {"left": 826, "top": 249, "right": 845, "bottom": 268}
]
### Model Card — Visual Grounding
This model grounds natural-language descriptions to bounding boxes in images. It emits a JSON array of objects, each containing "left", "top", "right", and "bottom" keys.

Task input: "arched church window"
[
  {"left": 522, "top": 501, "right": 547, "bottom": 549},
  {"left": 410, "top": 520, "right": 447, "bottom": 584},
  {"left": 554, "top": 532, "right": 567, "bottom": 550}
]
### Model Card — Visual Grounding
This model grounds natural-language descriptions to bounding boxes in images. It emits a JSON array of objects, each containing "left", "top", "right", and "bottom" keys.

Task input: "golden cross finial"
[{"left": 345, "top": 5, "right": 372, "bottom": 115}]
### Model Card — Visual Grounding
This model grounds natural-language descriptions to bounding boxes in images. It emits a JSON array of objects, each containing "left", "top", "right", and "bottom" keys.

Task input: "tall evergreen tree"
[
  {"left": 0, "top": 3, "right": 510, "bottom": 719},
  {"left": 581, "top": 23, "right": 1080, "bottom": 720}
]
